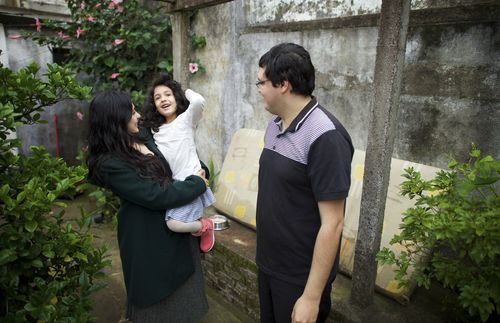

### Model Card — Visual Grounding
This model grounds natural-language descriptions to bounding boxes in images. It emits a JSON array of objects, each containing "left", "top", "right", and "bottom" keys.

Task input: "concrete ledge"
[
  {"left": 243, "top": 3, "right": 500, "bottom": 34},
  {"left": 202, "top": 208, "right": 452, "bottom": 323}
]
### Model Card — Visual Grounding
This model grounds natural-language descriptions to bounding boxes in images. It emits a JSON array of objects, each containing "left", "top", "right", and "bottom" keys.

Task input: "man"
[{"left": 255, "top": 43, "right": 354, "bottom": 323}]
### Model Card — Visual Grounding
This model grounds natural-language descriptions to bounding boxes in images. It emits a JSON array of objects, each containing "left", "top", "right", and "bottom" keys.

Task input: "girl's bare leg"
[{"left": 166, "top": 219, "right": 201, "bottom": 233}]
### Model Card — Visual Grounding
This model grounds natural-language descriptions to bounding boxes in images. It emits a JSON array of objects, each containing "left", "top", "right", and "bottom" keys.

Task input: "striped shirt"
[{"left": 256, "top": 97, "right": 354, "bottom": 285}]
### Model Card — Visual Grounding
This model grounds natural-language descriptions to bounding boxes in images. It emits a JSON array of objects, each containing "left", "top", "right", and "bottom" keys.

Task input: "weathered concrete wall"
[
  {"left": 2, "top": 1, "right": 498, "bottom": 168},
  {"left": 245, "top": 0, "right": 380, "bottom": 24},
  {"left": 398, "top": 22, "right": 499, "bottom": 165},
  {"left": 0, "top": 0, "right": 70, "bottom": 19},
  {"left": 1, "top": 22, "right": 88, "bottom": 165},
  {"left": 191, "top": 0, "right": 499, "bottom": 170},
  {"left": 245, "top": 0, "right": 495, "bottom": 25}
]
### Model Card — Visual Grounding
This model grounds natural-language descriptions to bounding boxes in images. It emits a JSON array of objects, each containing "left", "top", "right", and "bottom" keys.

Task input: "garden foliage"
[
  {"left": 28, "top": 0, "right": 173, "bottom": 105},
  {"left": 377, "top": 147, "right": 499, "bottom": 322},
  {"left": 0, "top": 61, "right": 109, "bottom": 322}
]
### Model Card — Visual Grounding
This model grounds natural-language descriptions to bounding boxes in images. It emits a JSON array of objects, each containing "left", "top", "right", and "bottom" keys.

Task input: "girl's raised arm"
[{"left": 185, "top": 89, "right": 206, "bottom": 126}]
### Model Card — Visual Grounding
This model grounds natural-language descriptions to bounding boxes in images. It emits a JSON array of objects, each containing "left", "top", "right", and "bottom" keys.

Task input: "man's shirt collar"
[{"left": 273, "top": 97, "right": 319, "bottom": 135}]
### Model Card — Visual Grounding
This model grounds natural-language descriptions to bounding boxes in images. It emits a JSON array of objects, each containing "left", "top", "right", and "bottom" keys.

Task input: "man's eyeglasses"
[{"left": 255, "top": 79, "right": 270, "bottom": 88}]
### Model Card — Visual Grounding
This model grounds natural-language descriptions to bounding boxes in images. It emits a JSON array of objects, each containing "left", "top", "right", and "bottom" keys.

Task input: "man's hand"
[{"left": 291, "top": 295, "right": 319, "bottom": 323}]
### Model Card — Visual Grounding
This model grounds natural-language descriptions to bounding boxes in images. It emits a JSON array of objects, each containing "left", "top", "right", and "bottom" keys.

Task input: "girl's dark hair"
[
  {"left": 87, "top": 91, "right": 171, "bottom": 186},
  {"left": 141, "top": 73, "right": 190, "bottom": 132}
]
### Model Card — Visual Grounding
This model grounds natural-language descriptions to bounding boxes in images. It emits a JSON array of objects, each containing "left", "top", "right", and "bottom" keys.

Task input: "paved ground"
[
  {"left": 64, "top": 195, "right": 254, "bottom": 323},
  {"left": 64, "top": 194, "right": 492, "bottom": 323}
]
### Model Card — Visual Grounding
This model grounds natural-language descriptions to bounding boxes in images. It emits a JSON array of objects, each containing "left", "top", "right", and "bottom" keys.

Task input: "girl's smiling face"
[{"left": 153, "top": 85, "right": 178, "bottom": 123}]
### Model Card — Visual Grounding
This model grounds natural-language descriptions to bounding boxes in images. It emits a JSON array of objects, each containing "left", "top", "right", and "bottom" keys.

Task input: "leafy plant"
[
  {"left": 188, "top": 32, "right": 206, "bottom": 76},
  {"left": 0, "top": 61, "right": 109, "bottom": 322},
  {"left": 26, "top": 0, "right": 173, "bottom": 105},
  {"left": 377, "top": 146, "right": 500, "bottom": 322},
  {"left": 88, "top": 187, "right": 120, "bottom": 226},
  {"left": 191, "top": 33, "right": 206, "bottom": 49},
  {"left": 207, "top": 159, "right": 220, "bottom": 190},
  {"left": 76, "top": 147, "right": 120, "bottom": 225}
]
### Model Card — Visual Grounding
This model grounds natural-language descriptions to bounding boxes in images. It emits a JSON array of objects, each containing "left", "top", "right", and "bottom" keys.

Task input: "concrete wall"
[
  {"left": 189, "top": 0, "right": 499, "bottom": 170},
  {"left": 1, "top": 16, "right": 88, "bottom": 165},
  {"left": 0, "top": 0, "right": 70, "bottom": 19},
  {"left": 2, "top": 0, "right": 498, "bottom": 168}
]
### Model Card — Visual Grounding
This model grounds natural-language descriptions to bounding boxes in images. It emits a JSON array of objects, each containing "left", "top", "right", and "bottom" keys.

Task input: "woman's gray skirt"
[{"left": 127, "top": 236, "right": 209, "bottom": 322}]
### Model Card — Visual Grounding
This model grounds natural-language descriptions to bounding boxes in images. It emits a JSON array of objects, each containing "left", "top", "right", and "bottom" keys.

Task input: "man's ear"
[{"left": 279, "top": 80, "right": 291, "bottom": 94}]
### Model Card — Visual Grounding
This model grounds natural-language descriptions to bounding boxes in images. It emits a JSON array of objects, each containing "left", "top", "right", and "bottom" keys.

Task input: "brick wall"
[
  {"left": 200, "top": 223, "right": 338, "bottom": 322},
  {"left": 201, "top": 228, "right": 260, "bottom": 320}
]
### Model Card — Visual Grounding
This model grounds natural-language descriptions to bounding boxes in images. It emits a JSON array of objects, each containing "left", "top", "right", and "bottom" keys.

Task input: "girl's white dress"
[{"left": 153, "top": 89, "right": 215, "bottom": 223}]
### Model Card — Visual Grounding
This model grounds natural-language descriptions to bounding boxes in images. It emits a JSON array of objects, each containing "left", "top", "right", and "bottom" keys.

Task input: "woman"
[{"left": 87, "top": 91, "right": 209, "bottom": 322}]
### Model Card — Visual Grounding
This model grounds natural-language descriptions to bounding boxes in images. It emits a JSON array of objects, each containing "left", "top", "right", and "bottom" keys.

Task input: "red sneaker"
[{"left": 199, "top": 218, "right": 215, "bottom": 253}]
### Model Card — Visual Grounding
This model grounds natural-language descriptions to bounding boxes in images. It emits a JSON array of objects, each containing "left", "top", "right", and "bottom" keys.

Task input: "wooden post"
[
  {"left": 171, "top": 11, "right": 190, "bottom": 87},
  {"left": 166, "top": 1, "right": 234, "bottom": 86},
  {"left": 350, "top": 0, "right": 411, "bottom": 307}
]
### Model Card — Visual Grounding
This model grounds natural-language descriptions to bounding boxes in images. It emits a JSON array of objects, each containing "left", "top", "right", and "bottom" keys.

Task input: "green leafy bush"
[
  {"left": 0, "top": 61, "right": 109, "bottom": 322},
  {"left": 76, "top": 148, "right": 120, "bottom": 225},
  {"left": 377, "top": 146, "right": 500, "bottom": 322},
  {"left": 88, "top": 187, "right": 120, "bottom": 226},
  {"left": 28, "top": 0, "right": 173, "bottom": 105}
]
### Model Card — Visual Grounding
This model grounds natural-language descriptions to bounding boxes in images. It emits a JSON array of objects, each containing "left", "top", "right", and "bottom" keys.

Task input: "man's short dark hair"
[{"left": 258, "top": 43, "right": 315, "bottom": 96}]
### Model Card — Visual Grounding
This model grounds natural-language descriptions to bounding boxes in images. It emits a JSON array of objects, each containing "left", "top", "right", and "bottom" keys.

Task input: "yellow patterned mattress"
[{"left": 213, "top": 128, "right": 441, "bottom": 303}]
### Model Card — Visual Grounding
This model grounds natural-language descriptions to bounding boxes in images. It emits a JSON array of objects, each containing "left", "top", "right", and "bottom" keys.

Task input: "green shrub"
[
  {"left": 0, "top": 61, "right": 109, "bottom": 322},
  {"left": 27, "top": 0, "right": 173, "bottom": 105},
  {"left": 76, "top": 148, "right": 120, "bottom": 225},
  {"left": 88, "top": 186, "right": 120, "bottom": 226},
  {"left": 377, "top": 146, "right": 500, "bottom": 322}
]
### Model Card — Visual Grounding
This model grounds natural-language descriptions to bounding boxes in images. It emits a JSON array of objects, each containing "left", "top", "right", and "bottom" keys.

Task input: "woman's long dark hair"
[
  {"left": 141, "top": 73, "right": 190, "bottom": 132},
  {"left": 87, "top": 91, "right": 171, "bottom": 186}
]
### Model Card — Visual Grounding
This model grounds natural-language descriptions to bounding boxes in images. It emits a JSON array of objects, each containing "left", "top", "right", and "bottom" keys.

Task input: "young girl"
[
  {"left": 87, "top": 91, "right": 210, "bottom": 321},
  {"left": 142, "top": 73, "right": 216, "bottom": 252}
]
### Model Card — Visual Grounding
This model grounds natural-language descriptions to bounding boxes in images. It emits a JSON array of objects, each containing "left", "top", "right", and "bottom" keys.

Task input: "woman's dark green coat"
[{"left": 91, "top": 131, "right": 206, "bottom": 308}]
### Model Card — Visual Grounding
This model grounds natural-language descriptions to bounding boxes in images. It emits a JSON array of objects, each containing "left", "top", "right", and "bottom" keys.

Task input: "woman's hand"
[{"left": 195, "top": 169, "right": 209, "bottom": 187}]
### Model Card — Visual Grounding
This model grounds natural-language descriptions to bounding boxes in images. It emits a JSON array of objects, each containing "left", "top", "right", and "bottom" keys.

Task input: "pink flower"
[
  {"left": 108, "top": 0, "right": 123, "bottom": 11},
  {"left": 94, "top": 3, "right": 102, "bottom": 8},
  {"left": 57, "top": 31, "right": 70, "bottom": 40},
  {"left": 80, "top": 2, "right": 86, "bottom": 10},
  {"left": 75, "top": 111, "right": 84, "bottom": 121},
  {"left": 188, "top": 63, "right": 199, "bottom": 74},
  {"left": 110, "top": 73, "right": 120, "bottom": 79},
  {"left": 35, "top": 17, "right": 42, "bottom": 32},
  {"left": 86, "top": 16, "right": 96, "bottom": 22},
  {"left": 112, "top": 38, "right": 125, "bottom": 46},
  {"left": 76, "top": 27, "right": 84, "bottom": 38}
]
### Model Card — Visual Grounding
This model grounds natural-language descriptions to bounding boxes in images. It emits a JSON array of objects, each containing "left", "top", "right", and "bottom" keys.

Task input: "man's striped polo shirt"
[{"left": 256, "top": 97, "right": 354, "bottom": 286}]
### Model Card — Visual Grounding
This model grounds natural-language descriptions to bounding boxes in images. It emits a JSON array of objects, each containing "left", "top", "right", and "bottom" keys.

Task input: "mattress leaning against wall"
[{"left": 213, "top": 128, "right": 442, "bottom": 303}]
